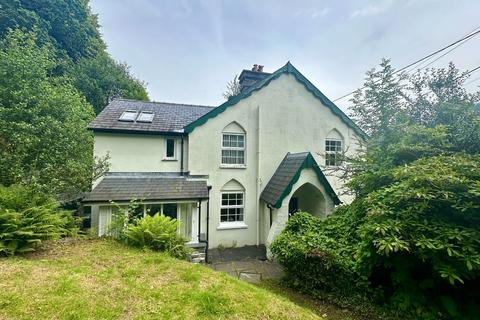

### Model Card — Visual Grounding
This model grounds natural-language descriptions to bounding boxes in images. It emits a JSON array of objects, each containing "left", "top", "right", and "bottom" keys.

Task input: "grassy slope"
[{"left": 0, "top": 239, "right": 324, "bottom": 320}]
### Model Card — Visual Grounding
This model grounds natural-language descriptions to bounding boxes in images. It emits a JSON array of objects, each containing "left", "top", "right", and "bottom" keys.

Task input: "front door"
[{"left": 288, "top": 197, "right": 299, "bottom": 217}]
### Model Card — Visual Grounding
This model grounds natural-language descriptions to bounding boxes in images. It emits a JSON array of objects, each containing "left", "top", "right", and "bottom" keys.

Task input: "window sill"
[
  {"left": 162, "top": 158, "right": 177, "bottom": 161},
  {"left": 219, "top": 164, "right": 246, "bottom": 169},
  {"left": 217, "top": 222, "right": 248, "bottom": 230}
]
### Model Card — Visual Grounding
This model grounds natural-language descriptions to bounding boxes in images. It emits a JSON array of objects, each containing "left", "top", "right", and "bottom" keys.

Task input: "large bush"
[
  {"left": 271, "top": 210, "right": 362, "bottom": 296},
  {"left": 0, "top": 185, "right": 74, "bottom": 256},
  {"left": 272, "top": 154, "right": 480, "bottom": 319},
  {"left": 355, "top": 155, "right": 480, "bottom": 318},
  {"left": 123, "top": 214, "right": 190, "bottom": 259}
]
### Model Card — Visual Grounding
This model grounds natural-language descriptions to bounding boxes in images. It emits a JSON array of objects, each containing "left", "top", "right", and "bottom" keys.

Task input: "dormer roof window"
[
  {"left": 118, "top": 110, "right": 138, "bottom": 122},
  {"left": 137, "top": 111, "right": 154, "bottom": 123}
]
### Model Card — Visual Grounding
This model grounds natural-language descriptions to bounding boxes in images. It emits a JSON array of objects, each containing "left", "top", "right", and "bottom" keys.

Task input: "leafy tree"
[
  {"left": 0, "top": 0, "right": 149, "bottom": 113},
  {"left": 0, "top": 30, "right": 95, "bottom": 195},
  {"left": 350, "top": 59, "right": 407, "bottom": 138},
  {"left": 69, "top": 52, "right": 149, "bottom": 114},
  {"left": 0, "top": 0, "right": 104, "bottom": 61},
  {"left": 223, "top": 74, "right": 241, "bottom": 100}
]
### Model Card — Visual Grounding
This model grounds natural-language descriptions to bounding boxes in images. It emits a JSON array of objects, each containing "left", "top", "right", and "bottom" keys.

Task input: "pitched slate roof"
[
  {"left": 185, "top": 62, "right": 367, "bottom": 140},
  {"left": 83, "top": 173, "right": 208, "bottom": 202},
  {"left": 88, "top": 99, "right": 215, "bottom": 134},
  {"left": 260, "top": 152, "right": 340, "bottom": 209}
]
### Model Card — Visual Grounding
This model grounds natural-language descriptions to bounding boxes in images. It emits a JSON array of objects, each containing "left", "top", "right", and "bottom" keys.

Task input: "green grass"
[{"left": 0, "top": 239, "right": 328, "bottom": 320}]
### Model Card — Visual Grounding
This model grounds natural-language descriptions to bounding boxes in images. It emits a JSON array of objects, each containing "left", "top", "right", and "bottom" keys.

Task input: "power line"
[
  {"left": 333, "top": 26, "right": 480, "bottom": 102},
  {"left": 405, "top": 26, "right": 480, "bottom": 72},
  {"left": 464, "top": 75, "right": 480, "bottom": 87},
  {"left": 415, "top": 28, "right": 480, "bottom": 71}
]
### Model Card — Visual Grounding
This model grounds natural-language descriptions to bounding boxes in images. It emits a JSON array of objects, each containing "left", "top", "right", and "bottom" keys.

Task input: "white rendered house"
[{"left": 83, "top": 62, "right": 366, "bottom": 253}]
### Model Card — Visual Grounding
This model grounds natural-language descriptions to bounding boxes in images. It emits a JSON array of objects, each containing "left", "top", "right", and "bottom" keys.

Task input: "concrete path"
[{"left": 208, "top": 245, "right": 284, "bottom": 283}]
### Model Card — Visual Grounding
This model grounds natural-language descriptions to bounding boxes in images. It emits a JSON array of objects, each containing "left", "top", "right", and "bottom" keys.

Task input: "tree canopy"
[
  {"left": 0, "top": 30, "right": 95, "bottom": 195},
  {"left": 0, "top": 0, "right": 149, "bottom": 114}
]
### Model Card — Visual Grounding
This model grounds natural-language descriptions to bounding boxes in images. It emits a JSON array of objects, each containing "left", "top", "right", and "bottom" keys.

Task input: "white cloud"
[{"left": 350, "top": 1, "right": 392, "bottom": 19}]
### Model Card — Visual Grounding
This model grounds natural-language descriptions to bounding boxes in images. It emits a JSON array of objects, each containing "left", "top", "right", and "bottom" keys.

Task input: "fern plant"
[
  {"left": 0, "top": 185, "right": 72, "bottom": 256},
  {"left": 123, "top": 214, "right": 190, "bottom": 258}
]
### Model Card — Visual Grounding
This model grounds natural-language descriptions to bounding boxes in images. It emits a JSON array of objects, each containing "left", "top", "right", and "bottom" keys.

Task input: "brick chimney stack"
[{"left": 239, "top": 64, "right": 271, "bottom": 93}]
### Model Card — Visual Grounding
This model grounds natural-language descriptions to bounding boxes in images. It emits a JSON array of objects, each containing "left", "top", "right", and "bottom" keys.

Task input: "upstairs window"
[
  {"left": 165, "top": 138, "right": 176, "bottom": 159},
  {"left": 137, "top": 111, "right": 154, "bottom": 123},
  {"left": 119, "top": 110, "right": 138, "bottom": 122},
  {"left": 221, "top": 133, "right": 245, "bottom": 165},
  {"left": 325, "top": 139, "right": 343, "bottom": 167}
]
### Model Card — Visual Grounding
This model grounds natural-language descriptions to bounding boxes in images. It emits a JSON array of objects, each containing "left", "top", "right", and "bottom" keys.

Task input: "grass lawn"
[{"left": 0, "top": 238, "right": 340, "bottom": 320}]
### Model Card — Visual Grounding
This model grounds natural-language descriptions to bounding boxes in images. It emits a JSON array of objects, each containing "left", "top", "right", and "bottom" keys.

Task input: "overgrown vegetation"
[
  {"left": 0, "top": 185, "right": 76, "bottom": 256},
  {"left": 272, "top": 60, "right": 480, "bottom": 319},
  {"left": 106, "top": 201, "right": 190, "bottom": 259},
  {"left": 0, "top": 0, "right": 147, "bottom": 198}
]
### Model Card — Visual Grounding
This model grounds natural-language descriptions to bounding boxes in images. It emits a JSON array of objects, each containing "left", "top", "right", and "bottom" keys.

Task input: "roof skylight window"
[
  {"left": 137, "top": 111, "right": 154, "bottom": 123},
  {"left": 119, "top": 110, "right": 138, "bottom": 122}
]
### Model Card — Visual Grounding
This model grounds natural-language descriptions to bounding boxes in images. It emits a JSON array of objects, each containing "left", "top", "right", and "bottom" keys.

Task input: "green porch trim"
[
  {"left": 184, "top": 62, "right": 367, "bottom": 140},
  {"left": 273, "top": 153, "right": 341, "bottom": 209}
]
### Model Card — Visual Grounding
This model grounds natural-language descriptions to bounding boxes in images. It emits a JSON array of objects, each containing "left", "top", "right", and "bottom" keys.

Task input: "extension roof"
[
  {"left": 185, "top": 62, "right": 367, "bottom": 139},
  {"left": 260, "top": 152, "right": 341, "bottom": 209},
  {"left": 88, "top": 99, "right": 215, "bottom": 135},
  {"left": 83, "top": 173, "right": 208, "bottom": 203}
]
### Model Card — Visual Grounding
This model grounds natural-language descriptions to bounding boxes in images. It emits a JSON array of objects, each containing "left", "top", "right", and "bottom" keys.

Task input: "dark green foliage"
[
  {"left": 0, "top": 184, "right": 74, "bottom": 255},
  {"left": 0, "top": 30, "right": 95, "bottom": 195},
  {"left": 0, "top": 0, "right": 104, "bottom": 61},
  {"left": 0, "top": 0, "right": 149, "bottom": 114},
  {"left": 123, "top": 214, "right": 190, "bottom": 259},
  {"left": 69, "top": 53, "right": 149, "bottom": 114},
  {"left": 273, "top": 61, "right": 480, "bottom": 319},
  {"left": 270, "top": 211, "right": 363, "bottom": 296}
]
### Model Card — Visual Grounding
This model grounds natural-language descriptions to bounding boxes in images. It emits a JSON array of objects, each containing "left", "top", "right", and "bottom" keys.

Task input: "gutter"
[
  {"left": 198, "top": 186, "right": 211, "bottom": 263},
  {"left": 180, "top": 135, "right": 185, "bottom": 176}
]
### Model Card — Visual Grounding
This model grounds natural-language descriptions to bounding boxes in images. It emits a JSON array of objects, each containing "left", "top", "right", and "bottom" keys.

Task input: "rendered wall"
[
  {"left": 93, "top": 132, "right": 188, "bottom": 173},
  {"left": 188, "top": 73, "right": 363, "bottom": 249}
]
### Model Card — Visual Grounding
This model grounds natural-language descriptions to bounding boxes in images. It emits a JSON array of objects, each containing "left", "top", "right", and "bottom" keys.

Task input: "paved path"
[{"left": 207, "top": 245, "right": 284, "bottom": 283}]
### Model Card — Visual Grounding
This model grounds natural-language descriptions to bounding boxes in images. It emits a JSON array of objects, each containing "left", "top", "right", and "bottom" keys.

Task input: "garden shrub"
[
  {"left": 272, "top": 154, "right": 480, "bottom": 319},
  {"left": 123, "top": 213, "right": 190, "bottom": 259},
  {"left": 271, "top": 209, "right": 365, "bottom": 296},
  {"left": 0, "top": 184, "right": 74, "bottom": 255},
  {"left": 355, "top": 154, "right": 480, "bottom": 319}
]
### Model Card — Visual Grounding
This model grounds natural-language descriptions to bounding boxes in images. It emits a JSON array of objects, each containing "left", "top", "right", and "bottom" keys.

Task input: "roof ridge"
[
  {"left": 114, "top": 98, "right": 215, "bottom": 109},
  {"left": 184, "top": 61, "right": 367, "bottom": 140}
]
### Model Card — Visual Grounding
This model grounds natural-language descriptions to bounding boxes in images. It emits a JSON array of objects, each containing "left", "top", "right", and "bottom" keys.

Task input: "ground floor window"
[
  {"left": 220, "top": 192, "right": 244, "bottom": 222},
  {"left": 163, "top": 203, "right": 178, "bottom": 219}
]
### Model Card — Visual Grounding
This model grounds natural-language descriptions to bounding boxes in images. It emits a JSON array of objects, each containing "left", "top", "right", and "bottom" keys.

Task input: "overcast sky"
[{"left": 90, "top": 0, "right": 480, "bottom": 112}]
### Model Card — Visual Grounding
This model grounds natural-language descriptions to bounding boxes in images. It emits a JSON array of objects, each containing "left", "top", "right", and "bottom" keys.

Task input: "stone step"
[
  {"left": 192, "top": 257, "right": 205, "bottom": 264},
  {"left": 190, "top": 252, "right": 205, "bottom": 258}
]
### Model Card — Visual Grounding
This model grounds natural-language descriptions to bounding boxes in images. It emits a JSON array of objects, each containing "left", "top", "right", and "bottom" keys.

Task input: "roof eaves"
[
  {"left": 269, "top": 152, "right": 341, "bottom": 209},
  {"left": 184, "top": 62, "right": 367, "bottom": 140}
]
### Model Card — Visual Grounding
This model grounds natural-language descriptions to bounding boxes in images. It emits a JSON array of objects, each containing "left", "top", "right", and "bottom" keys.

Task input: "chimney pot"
[
  {"left": 252, "top": 64, "right": 258, "bottom": 71},
  {"left": 258, "top": 65, "right": 264, "bottom": 72}
]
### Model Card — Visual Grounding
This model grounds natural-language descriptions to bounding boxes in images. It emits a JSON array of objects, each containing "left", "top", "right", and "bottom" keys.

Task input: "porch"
[{"left": 82, "top": 172, "right": 209, "bottom": 244}]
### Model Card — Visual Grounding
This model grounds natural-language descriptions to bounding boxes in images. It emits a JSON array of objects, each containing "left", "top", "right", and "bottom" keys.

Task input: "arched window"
[
  {"left": 325, "top": 129, "right": 344, "bottom": 167},
  {"left": 221, "top": 122, "right": 246, "bottom": 166},
  {"left": 220, "top": 179, "right": 245, "bottom": 223}
]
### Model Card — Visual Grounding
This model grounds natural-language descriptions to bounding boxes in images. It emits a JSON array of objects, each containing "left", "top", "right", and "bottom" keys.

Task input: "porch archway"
[{"left": 288, "top": 182, "right": 327, "bottom": 217}]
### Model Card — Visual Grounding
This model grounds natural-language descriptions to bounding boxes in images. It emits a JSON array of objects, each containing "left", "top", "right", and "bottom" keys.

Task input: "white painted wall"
[
  {"left": 188, "top": 73, "right": 364, "bottom": 248},
  {"left": 94, "top": 132, "right": 188, "bottom": 173}
]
